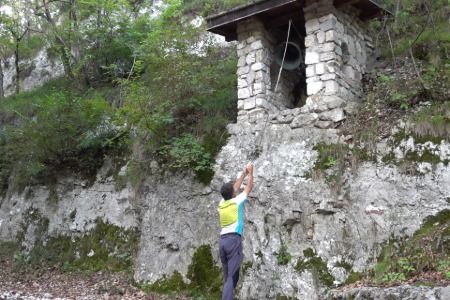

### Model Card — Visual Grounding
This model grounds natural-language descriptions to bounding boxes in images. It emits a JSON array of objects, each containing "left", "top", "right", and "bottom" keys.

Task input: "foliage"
[
  {"left": 116, "top": 0, "right": 237, "bottom": 184},
  {"left": 0, "top": 84, "right": 118, "bottom": 192},
  {"left": 182, "top": 0, "right": 249, "bottom": 17},
  {"left": 370, "top": 210, "right": 450, "bottom": 285},
  {"left": 15, "top": 216, "right": 140, "bottom": 272},
  {"left": 277, "top": 241, "right": 292, "bottom": 265},
  {"left": 295, "top": 248, "right": 334, "bottom": 287}
]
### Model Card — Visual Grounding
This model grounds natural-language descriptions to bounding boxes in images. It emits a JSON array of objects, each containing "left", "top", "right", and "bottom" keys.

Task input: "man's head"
[{"left": 220, "top": 182, "right": 235, "bottom": 200}]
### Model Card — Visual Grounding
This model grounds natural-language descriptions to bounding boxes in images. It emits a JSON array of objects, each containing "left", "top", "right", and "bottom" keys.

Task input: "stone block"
[
  {"left": 314, "top": 120, "right": 333, "bottom": 129},
  {"left": 320, "top": 73, "right": 336, "bottom": 81},
  {"left": 243, "top": 98, "right": 256, "bottom": 110},
  {"left": 246, "top": 36, "right": 255, "bottom": 44},
  {"left": 291, "top": 107, "right": 301, "bottom": 116},
  {"left": 319, "top": 108, "right": 345, "bottom": 122},
  {"left": 320, "top": 52, "right": 337, "bottom": 61},
  {"left": 246, "top": 52, "right": 256, "bottom": 65},
  {"left": 256, "top": 49, "right": 266, "bottom": 61},
  {"left": 305, "top": 52, "right": 320, "bottom": 64},
  {"left": 323, "top": 42, "right": 335, "bottom": 52},
  {"left": 305, "top": 19, "right": 320, "bottom": 34},
  {"left": 306, "top": 65, "right": 316, "bottom": 77},
  {"left": 237, "top": 100, "right": 244, "bottom": 110},
  {"left": 307, "top": 81, "right": 323, "bottom": 95},
  {"left": 238, "top": 78, "right": 248, "bottom": 89},
  {"left": 305, "top": 35, "right": 317, "bottom": 48},
  {"left": 246, "top": 70, "right": 256, "bottom": 86},
  {"left": 315, "top": 63, "right": 325, "bottom": 75},
  {"left": 253, "top": 82, "right": 265, "bottom": 95},
  {"left": 251, "top": 40, "right": 264, "bottom": 50},
  {"left": 227, "top": 123, "right": 241, "bottom": 135},
  {"left": 290, "top": 113, "right": 318, "bottom": 128},
  {"left": 237, "top": 56, "right": 246, "bottom": 67},
  {"left": 326, "top": 61, "right": 338, "bottom": 73},
  {"left": 320, "top": 18, "right": 336, "bottom": 32},
  {"left": 343, "top": 66, "right": 355, "bottom": 79},
  {"left": 306, "top": 76, "right": 320, "bottom": 84},
  {"left": 244, "top": 45, "right": 253, "bottom": 54},
  {"left": 325, "top": 80, "right": 341, "bottom": 96},
  {"left": 237, "top": 41, "right": 246, "bottom": 50},
  {"left": 325, "top": 30, "right": 337, "bottom": 42},
  {"left": 251, "top": 62, "right": 265, "bottom": 71},
  {"left": 317, "top": 31, "right": 326, "bottom": 44},
  {"left": 319, "top": 13, "right": 336, "bottom": 23},
  {"left": 237, "top": 65, "right": 250, "bottom": 76},
  {"left": 256, "top": 98, "right": 270, "bottom": 109},
  {"left": 238, "top": 88, "right": 251, "bottom": 99},
  {"left": 323, "top": 95, "right": 344, "bottom": 109}
]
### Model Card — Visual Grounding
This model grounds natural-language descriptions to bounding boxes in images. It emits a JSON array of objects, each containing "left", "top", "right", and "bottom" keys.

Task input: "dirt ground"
[{"left": 0, "top": 258, "right": 190, "bottom": 300}]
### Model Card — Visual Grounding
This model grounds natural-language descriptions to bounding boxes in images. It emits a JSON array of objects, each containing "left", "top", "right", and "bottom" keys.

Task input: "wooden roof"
[{"left": 206, "top": 0, "right": 391, "bottom": 41}]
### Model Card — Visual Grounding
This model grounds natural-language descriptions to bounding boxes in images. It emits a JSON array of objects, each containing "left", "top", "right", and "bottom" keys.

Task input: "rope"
[{"left": 249, "top": 19, "right": 292, "bottom": 164}]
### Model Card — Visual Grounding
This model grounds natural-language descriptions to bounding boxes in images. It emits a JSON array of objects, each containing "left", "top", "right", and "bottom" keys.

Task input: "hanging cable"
[{"left": 249, "top": 19, "right": 293, "bottom": 164}]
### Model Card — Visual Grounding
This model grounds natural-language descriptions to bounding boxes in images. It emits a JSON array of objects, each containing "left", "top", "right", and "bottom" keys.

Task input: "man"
[{"left": 218, "top": 164, "right": 254, "bottom": 300}]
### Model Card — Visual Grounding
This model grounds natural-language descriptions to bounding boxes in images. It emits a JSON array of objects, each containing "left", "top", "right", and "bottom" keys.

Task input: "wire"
[{"left": 250, "top": 19, "right": 292, "bottom": 164}]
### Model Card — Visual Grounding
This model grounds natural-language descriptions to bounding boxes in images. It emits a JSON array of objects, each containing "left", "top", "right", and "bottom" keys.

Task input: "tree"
[{"left": 0, "top": 0, "right": 32, "bottom": 94}]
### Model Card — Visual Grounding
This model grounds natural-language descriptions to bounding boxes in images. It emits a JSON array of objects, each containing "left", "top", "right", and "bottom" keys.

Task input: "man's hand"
[
  {"left": 246, "top": 164, "right": 253, "bottom": 175},
  {"left": 243, "top": 166, "right": 249, "bottom": 176}
]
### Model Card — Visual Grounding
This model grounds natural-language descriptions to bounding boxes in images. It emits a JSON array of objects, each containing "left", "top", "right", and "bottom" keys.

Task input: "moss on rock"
[{"left": 295, "top": 248, "right": 334, "bottom": 287}]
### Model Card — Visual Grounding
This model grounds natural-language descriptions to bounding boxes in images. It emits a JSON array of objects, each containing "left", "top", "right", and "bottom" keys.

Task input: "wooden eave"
[{"left": 206, "top": 0, "right": 392, "bottom": 41}]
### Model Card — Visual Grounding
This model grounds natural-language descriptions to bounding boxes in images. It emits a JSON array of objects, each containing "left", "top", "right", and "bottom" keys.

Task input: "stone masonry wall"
[{"left": 236, "top": 0, "right": 376, "bottom": 131}]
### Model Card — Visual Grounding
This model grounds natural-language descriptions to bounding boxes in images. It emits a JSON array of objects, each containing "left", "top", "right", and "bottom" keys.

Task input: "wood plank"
[
  {"left": 266, "top": 11, "right": 305, "bottom": 28},
  {"left": 207, "top": 0, "right": 301, "bottom": 31}
]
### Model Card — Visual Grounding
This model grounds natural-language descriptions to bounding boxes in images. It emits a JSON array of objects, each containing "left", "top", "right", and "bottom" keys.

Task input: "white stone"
[
  {"left": 317, "top": 31, "right": 326, "bottom": 44},
  {"left": 305, "top": 52, "right": 320, "bottom": 64},
  {"left": 253, "top": 82, "right": 265, "bottom": 95},
  {"left": 320, "top": 18, "right": 336, "bottom": 31},
  {"left": 305, "top": 19, "right": 320, "bottom": 34},
  {"left": 319, "top": 108, "right": 345, "bottom": 122},
  {"left": 246, "top": 52, "right": 256, "bottom": 65},
  {"left": 321, "top": 52, "right": 337, "bottom": 61},
  {"left": 237, "top": 100, "right": 244, "bottom": 110},
  {"left": 323, "top": 42, "right": 335, "bottom": 52},
  {"left": 305, "top": 35, "right": 317, "bottom": 48},
  {"left": 290, "top": 113, "right": 318, "bottom": 128},
  {"left": 306, "top": 65, "right": 316, "bottom": 77},
  {"left": 243, "top": 98, "right": 256, "bottom": 110},
  {"left": 326, "top": 30, "right": 337, "bottom": 42},
  {"left": 238, "top": 78, "right": 248, "bottom": 89},
  {"left": 306, "top": 76, "right": 321, "bottom": 83},
  {"left": 237, "top": 56, "right": 246, "bottom": 67},
  {"left": 256, "top": 98, "right": 270, "bottom": 109},
  {"left": 316, "top": 63, "right": 325, "bottom": 75},
  {"left": 251, "top": 40, "right": 264, "bottom": 50},
  {"left": 238, "top": 88, "right": 251, "bottom": 99},
  {"left": 237, "top": 66, "right": 250, "bottom": 75},
  {"left": 251, "top": 62, "right": 265, "bottom": 71},
  {"left": 324, "top": 80, "right": 340, "bottom": 95},
  {"left": 307, "top": 81, "right": 323, "bottom": 95}
]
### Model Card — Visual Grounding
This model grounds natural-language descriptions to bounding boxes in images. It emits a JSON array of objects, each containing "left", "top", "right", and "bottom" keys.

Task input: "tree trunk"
[
  {"left": 14, "top": 41, "right": 20, "bottom": 94},
  {"left": 0, "top": 58, "right": 4, "bottom": 99}
]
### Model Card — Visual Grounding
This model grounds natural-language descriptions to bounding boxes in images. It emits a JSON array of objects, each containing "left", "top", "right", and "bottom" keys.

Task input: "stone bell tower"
[{"left": 206, "top": 0, "right": 389, "bottom": 129}]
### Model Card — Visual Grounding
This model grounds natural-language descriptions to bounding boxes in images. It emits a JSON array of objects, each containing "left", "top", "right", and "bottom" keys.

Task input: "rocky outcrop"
[{"left": 1, "top": 114, "right": 450, "bottom": 299}]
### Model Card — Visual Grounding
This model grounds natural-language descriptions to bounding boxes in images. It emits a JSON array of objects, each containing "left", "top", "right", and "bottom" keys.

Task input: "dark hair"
[{"left": 220, "top": 182, "right": 234, "bottom": 200}]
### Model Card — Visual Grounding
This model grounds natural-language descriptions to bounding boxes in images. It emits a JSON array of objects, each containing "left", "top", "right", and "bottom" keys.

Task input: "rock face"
[
  {"left": 2, "top": 49, "right": 64, "bottom": 97},
  {"left": 3, "top": 115, "right": 449, "bottom": 299}
]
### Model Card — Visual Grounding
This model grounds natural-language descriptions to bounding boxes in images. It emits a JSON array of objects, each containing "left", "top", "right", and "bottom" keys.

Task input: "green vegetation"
[
  {"left": 277, "top": 241, "right": 292, "bottom": 265},
  {"left": 295, "top": 248, "right": 334, "bottom": 287},
  {"left": 14, "top": 212, "right": 140, "bottom": 273},
  {"left": 141, "top": 244, "right": 222, "bottom": 299},
  {"left": 370, "top": 210, "right": 450, "bottom": 285},
  {"left": 0, "top": 0, "right": 238, "bottom": 194}
]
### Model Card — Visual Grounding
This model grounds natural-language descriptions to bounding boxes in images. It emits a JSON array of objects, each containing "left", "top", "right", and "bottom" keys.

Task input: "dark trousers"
[{"left": 219, "top": 234, "right": 242, "bottom": 300}]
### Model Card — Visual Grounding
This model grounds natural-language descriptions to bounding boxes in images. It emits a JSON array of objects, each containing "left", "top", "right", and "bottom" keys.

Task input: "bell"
[{"left": 275, "top": 42, "right": 303, "bottom": 70}]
